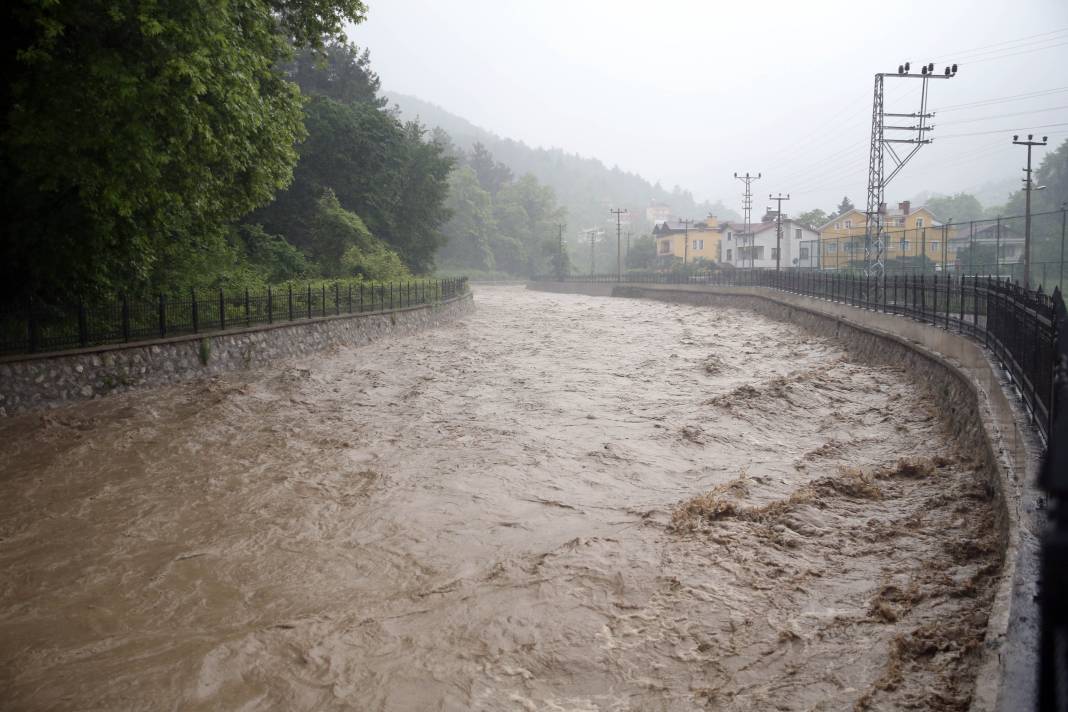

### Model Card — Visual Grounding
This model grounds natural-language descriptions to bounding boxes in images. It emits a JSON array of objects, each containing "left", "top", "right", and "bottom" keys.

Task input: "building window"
[
  {"left": 915, "top": 217, "right": 924, "bottom": 228},
  {"left": 795, "top": 228, "right": 802, "bottom": 240},
  {"left": 800, "top": 247, "right": 810, "bottom": 259},
  {"left": 753, "top": 246, "right": 765, "bottom": 260},
  {"left": 726, "top": 248, "right": 732, "bottom": 261},
  {"left": 834, "top": 223, "right": 840, "bottom": 230},
  {"left": 930, "top": 240, "right": 940, "bottom": 252},
  {"left": 844, "top": 219, "right": 852, "bottom": 229},
  {"left": 659, "top": 240, "right": 672, "bottom": 255},
  {"left": 693, "top": 239, "right": 704, "bottom": 250},
  {"left": 897, "top": 218, "right": 906, "bottom": 226},
  {"left": 826, "top": 243, "right": 838, "bottom": 254},
  {"left": 900, "top": 239, "right": 910, "bottom": 251},
  {"left": 727, "top": 231, "right": 732, "bottom": 241},
  {"left": 771, "top": 248, "right": 779, "bottom": 259}
]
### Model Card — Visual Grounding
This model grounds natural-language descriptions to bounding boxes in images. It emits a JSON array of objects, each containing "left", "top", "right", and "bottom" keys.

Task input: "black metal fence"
[
  {"left": 538, "top": 268, "right": 1068, "bottom": 708},
  {"left": 799, "top": 208, "right": 1068, "bottom": 295},
  {"left": 537, "top": 269, "right": 1059, "bottom": 443},
  {"left": 0, "top": 277, "right": 469, "bottom": 357}
]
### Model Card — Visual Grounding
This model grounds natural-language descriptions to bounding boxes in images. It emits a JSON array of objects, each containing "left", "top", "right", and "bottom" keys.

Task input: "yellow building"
[
  {"left": 818, "top": 201, "right": 960, "bottom": 269},
  {"left": 653, "top": 217, "right": 724, "bottom": 265}
]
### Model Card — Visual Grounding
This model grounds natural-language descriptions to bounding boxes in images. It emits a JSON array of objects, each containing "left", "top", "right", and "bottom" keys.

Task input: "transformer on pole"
[{"left": 865, "top": 61, "right": 957, "bottom": 276}]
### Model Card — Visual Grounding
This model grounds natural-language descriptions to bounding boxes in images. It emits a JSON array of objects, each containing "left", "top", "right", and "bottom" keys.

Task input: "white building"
[{"left": 721, "top": 217, "right": 820, "bottom": 270}]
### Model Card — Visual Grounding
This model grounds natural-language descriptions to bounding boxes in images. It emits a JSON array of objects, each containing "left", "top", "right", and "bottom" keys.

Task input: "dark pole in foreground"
[
  {"left": 1013, "top": 133, "right": 1047, "bottom": 290},
  {"left": 770, "top": 192, "right": 790, "bottom": 271},
  {"left": 610, "top": 208, "right": 627, "bottom": 282}
]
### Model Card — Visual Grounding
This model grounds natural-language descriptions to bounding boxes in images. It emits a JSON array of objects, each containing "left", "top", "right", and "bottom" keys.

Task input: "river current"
[{"left": 0, "top": 285, "right": 999, "bottom": 710}]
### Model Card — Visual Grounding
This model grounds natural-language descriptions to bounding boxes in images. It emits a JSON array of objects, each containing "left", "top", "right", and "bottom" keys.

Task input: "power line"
[
  {"left": 936, "top": 86, "right": 1068, "bottom": 112},
  {"left": 938, "top": 104, "right": 1068, "bottom": 126},
  {"left": 938, "top": 122, "right": 1068, "bottom": 139},
  {"left": 933, "top": 27, "right": 1068, "bottom": 62},
  {"left": 959, "top": 40, "right": 1068, "bottom": 66}
]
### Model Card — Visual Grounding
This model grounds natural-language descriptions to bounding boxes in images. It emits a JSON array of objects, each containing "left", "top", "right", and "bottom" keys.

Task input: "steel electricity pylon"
[
  {"left": 734, "top": 172, "right": 761, "bottom": 269},
  {"left": 865, "top": 61, "right": 957, "bottom": 276}
]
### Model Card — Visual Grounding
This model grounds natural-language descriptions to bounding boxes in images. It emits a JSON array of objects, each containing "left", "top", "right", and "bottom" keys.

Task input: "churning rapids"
[{"left": 0, "top": 285, "right": 1000, "bottom": 711}]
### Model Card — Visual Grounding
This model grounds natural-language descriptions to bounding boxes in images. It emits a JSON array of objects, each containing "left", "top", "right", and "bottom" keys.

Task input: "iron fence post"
[
  {"left": 219, "top": 288, "right": 226, "bottom": 331},
  {"left": 307, "top": 285, "right": 312, "bottom": 318},
  {"left": 267, "top": 286, "right": 273, "bottom": 324},
  {"left": 245, "top": 288, "right": 250, "bottom": 326},
  {"left": 78, "top": 299, "right": 88, "bottom": 347},
  {"left": 288, "top": 285, "right": 293, "bottom": 321},
  {"left": 191, "top": 288, "right": 199, "bottom": 333},
  {"left": 158, "top": 293, "right": 166, "bottom": 338},
  {"left": 27, "top": 298, "right": 38, "bottom": 353},
  {"left": 121, "top": 293, "right": 130, "bottom": 342}
]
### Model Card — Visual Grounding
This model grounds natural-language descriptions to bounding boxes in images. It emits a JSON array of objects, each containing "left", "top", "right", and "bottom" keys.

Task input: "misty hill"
[{"left": 385, "top": 91, "right": 739, "bottom": 235}]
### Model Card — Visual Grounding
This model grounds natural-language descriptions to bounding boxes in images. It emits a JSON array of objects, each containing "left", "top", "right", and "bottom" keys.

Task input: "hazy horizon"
[{"left": 348, "top": 0, "right": 1068, "bottom": 214}]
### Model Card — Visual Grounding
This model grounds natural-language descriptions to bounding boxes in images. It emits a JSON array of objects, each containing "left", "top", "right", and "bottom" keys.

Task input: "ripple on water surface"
[{"left": 0, "top": 285, "right": 999, "bottom": 711}]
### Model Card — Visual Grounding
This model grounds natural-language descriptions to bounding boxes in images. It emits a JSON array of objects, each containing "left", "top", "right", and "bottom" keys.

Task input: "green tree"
[
  {"left": 467, "top": 142, "right": 513, "bottom": 196},
  {"left": 797, "top": 209, "right": 829, "bottom": 229},
  {"left": 438, "top": 167, "right": 496, "bottom": 270},
  {"left": 832, "top": 196, "right": 855, "bottom": 218},
  {"left": 1, "top": 0, "right": 367, "bottom": 303},
  {"left": 925, "top": 193, "right": 985, "bottom": 222},
  {"left": 625, "top": 235, "right": 657, "bottom": 269},
  {"left": 495, "top": 174, "right": 566, "bottom": 275},
  {"left": 250, "top": 96, "right": 452, "bottom": 273}
]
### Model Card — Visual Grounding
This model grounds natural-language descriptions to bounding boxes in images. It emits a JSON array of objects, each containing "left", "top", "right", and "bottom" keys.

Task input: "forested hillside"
[
  {"left": 1, "top": 3, "right": 449, "bottom": 306},
  {"left": 385, "top": 92, "right": 740, "bottom": 238}
]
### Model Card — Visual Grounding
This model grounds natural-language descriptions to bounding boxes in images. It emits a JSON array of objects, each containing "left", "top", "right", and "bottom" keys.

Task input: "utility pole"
[
  {"left": 556, "top": 223, "right": 566, "bottom": 280},
  {"left": 865, "top": 60, "right": 957, "bottom": 277},
  {"left": 678, "top": 218, "right": 693, "bottom": 265},
  {"left": 610, "top": 208, "right": 628, "bottom": 282},
  {"left": 769, "top": 193, "right": 790, "bottom": 271},
  {"left": 589, "top": 230, "right": 597, "bottom": 276},
  {"left": 1013, "top": 133, "right": 1048, "bottom": 290},
  {"left": 735, "top": 172, "right": 761, "bottom": 269}
]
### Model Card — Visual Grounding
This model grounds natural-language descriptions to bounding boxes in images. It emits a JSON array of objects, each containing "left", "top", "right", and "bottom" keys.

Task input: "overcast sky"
[{"left": 348, "top": 0, "right": 1068, "bottom": 215}]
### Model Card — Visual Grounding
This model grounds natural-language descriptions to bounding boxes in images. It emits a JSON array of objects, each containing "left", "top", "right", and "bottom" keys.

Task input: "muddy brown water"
[{"left": 0, "top": 286, "right": 999, "bottom": 711}]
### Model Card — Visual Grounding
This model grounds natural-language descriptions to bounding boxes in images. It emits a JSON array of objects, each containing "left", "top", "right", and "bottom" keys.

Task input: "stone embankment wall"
[
  {"left": 527, "top": 280, "right": 1043, "bottom": 712},
  {"left": 0, "top": 293, "right": 474, "bottom": 415}
]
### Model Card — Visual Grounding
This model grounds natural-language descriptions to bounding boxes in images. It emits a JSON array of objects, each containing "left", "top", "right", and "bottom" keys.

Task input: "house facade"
[
  {"left": 721, "top": 216, "right": 820, "bottom": 270},
  {"left": 817, "top": 201, "right": 960, "bottom": 269},
  {"left": 948, "top": 222, "right": 1025, "bottom": 270},
  {"left": 653, "top": 217, "right": 723, "bottom": 265}
]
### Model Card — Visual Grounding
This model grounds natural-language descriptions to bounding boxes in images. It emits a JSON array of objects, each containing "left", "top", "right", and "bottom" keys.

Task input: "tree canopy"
[{"left": 1, "top": 0, "right": 368, "bottom": 303}]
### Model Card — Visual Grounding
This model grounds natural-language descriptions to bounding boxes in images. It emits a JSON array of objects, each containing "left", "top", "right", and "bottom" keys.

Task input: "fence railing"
[
  {"left": 1, "top": 277, "right": 469, "bottom": 357},
  {"left": 538, "top": 267, "right": 1068, "bottom": 706},
  {"left": 798, "top": 208, "right": 1068, "bottom": 295},
  {"left": 536, "top": 269, "right": 1060, "bottom": 443}
]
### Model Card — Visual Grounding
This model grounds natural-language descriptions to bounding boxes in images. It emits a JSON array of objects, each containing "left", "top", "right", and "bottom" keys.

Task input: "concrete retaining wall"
[
  {"left": 528, "top": 281, "right": 1043, "bottom": 712},
  {"left": 0, "top": 293, "right": 474, "bottom": 416}
]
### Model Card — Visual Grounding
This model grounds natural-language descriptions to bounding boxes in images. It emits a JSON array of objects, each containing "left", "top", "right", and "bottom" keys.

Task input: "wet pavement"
[{"left": 0, "top": 285, "right": 999, "bottom": 710}]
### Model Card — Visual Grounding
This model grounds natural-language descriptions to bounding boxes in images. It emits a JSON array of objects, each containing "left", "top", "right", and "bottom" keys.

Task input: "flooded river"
[{"left": 0, "top": 285, "right": 999, "bottom": 710}]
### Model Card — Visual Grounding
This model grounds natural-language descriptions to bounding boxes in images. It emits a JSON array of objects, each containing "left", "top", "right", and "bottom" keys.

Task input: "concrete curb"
[
  {"left": 0, "top": 292, "right": 475, "bottom": 415},
  {"left": 527, "top": 280, "right": 1043, "bottom": 711}
]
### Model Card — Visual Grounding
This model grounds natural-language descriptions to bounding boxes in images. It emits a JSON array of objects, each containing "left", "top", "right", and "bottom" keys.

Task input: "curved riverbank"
[
  {"left": 0, "top": 286, "right": 1010, "bottom": 710},
  {"left": 528, "top": 280, "right": 1045, "bottom": 711}
]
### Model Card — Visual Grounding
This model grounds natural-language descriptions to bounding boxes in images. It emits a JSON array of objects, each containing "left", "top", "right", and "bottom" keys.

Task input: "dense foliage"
[
  {"left": 1, "top": 0, "right": 368, "bottom": 304},
  {"left": 436, "top": 143, "right": 567, "bottom": 277}
]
